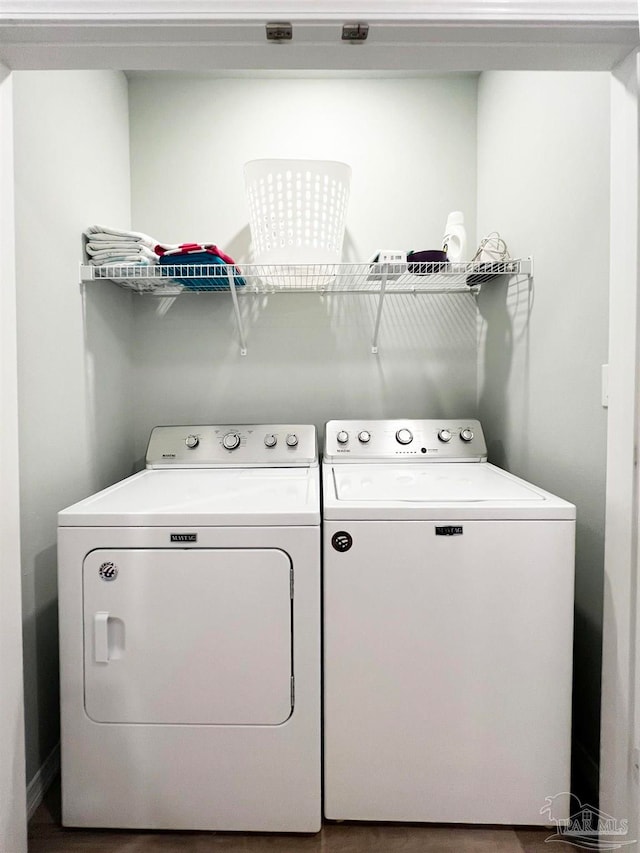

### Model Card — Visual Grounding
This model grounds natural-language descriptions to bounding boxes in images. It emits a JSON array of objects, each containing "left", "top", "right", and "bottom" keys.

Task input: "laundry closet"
[{"left": 0, "top": 5, "right": 638, "bottom": 851}]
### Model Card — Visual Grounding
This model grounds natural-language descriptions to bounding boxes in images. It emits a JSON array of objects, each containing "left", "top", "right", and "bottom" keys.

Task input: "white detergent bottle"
[{"left": 442, "top": 211, "right": 467, "bottom": 263}]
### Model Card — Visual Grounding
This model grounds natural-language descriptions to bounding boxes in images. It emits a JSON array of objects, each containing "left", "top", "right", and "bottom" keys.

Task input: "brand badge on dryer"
[
  {"left": 98, "top": 561, "right": 118, "bottom": 581},
  {"left": 171, "top": 533, "right": 197, "bottom": 542},
  {"left": 435, "top": 526, "right": 463, "bottom": 536}
]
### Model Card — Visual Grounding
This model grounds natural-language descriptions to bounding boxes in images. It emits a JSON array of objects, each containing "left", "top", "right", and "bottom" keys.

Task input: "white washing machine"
[
  {"left": 58, "top": 424, "right": 321, "bottom": 832},
  {"left": 323, "top": 419, "right": 575, "bottom": 826}
]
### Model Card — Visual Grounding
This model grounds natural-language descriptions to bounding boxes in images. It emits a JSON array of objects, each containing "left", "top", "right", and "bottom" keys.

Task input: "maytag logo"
[
  {"left": 435, "top": 526, "right": 463, "bottom": 536},
  {"left": 171, "top": 533, "right": 197, "bottom": 543}
]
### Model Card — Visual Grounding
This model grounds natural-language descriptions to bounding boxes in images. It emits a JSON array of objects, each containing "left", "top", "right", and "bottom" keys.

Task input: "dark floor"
[{"left": 27, "top": 779, "right": 557, "bottom": 853}]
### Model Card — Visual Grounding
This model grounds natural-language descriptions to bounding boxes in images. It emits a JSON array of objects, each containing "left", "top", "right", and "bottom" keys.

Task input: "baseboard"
[
  {"left": 26, "top": 742, "right": 60, "bottom": 821},
  {"left": 573, "top": 738, "right": 600, "bottom": 805}
]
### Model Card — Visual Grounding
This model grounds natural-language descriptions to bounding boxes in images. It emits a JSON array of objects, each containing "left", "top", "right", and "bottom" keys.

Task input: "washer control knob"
[
  {"left": 358, "top": 430, "right": 371, "bottom": 444},
  {"left": 438, "top": 429, "right": 452, "bottom": 443},
  {"left": 460, "top": 428, "right": 474, "bottom": 442},
  {"left": 222, "top": 432, "right": 241, "bottom": 450},
  {"left": 264, "top": 434, "right": 277, "bottom": 448},
  {"left": 185, "top": 434, "right": 199, "bottom": 449},
  {"left": 337, "top": 430, "right": 349, "bottom": 445},
  {"left": 396, "top": 428, "right": 413, "bottom": 445},
  {"left": 286, "top": 433, "right": 299, "bottom": 447}
]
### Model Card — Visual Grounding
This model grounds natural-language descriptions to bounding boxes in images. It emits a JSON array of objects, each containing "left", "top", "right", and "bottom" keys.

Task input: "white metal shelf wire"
[
  {"left": 81, "top": 259, "right": 531, "bottom": 294},
  {"left": 80, "top": 258, "right": 532, "bottom": 354}
]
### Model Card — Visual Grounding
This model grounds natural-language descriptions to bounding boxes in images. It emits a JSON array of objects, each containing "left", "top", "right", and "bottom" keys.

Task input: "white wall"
[
  {"left": 601, "top": 48, "right": 639, "bottom": 843},
  {"left": 129, "top": 75, "right": 478, "bottom": 259},
  {"left": 0, "top": 64, "right": 27, "bottom": 853},
  {"left": 7, "top": 68, "right": 614, "bottom": 817},
  {"left": 12, "top": 70, "right": 134, "bottom": 785},
  {"left": 128, "top": 74, "right": 479, "bottom": 452},
  {"left": 476, "top": 71, "right": 611, "bottom": 802}
]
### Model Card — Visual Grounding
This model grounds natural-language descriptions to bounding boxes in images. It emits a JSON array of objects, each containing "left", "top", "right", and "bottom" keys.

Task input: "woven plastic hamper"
[{"left": 244, "top": 159, "right": 351, "bottom": 267}]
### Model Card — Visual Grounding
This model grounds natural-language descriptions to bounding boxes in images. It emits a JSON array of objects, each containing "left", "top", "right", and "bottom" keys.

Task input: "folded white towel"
[
  {"left": 89, "top": 255, "right": 155, "bottom": 267},
  {"left": 84, "top": 226, "right": 162, "bottom": 256},
  {"left": 88, "top": 245, "right": 159, "bottom": 263},
  {"left": 84, "top": 225, "right": 223, "bottom": 265},
  {"left": 86, "top": 242, "right": 145, "bottom": 254},
  {"left": 85, "top": 225, "right": 156, "bottom": 242},
  {"left": 86, "top": 233, "right": 141, "bottom": 243},
  {"left": 86, "top": 242, "right": 157, "bottom": 255}
]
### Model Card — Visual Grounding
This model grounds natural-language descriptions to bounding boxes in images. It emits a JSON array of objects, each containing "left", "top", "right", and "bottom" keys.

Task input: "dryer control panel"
[
  {"left": 324, "top": 419, "right": 487, "bottom": 462},
  {"left": 146, "top": 424, "right": 318, "bottom": 468}
]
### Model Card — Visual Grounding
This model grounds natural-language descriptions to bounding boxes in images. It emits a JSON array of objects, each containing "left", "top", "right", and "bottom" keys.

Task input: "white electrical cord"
[{"left": 472, "top": 232, "right": 510, "bottom": 264}]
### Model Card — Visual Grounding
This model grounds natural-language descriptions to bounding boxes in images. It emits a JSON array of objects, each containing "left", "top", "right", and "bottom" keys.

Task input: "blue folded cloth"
[{"left": 158, "top": 252, "right": 246, "bottom": 291}]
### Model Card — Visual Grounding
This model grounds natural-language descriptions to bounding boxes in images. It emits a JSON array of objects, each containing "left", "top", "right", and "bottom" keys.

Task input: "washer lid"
[
  {"left": 58, "top": 468, "right": 320, "bottom": 527},
  {"left": 324, "top": 463, "right": 575, "bottom": 520}
]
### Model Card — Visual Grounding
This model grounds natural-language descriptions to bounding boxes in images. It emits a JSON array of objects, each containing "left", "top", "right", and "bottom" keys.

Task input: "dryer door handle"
[{"left": 94, "top": 611, "right": 110, "bottom": 663}]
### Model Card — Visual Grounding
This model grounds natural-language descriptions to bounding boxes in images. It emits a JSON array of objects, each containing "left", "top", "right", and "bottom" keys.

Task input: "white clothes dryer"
[
  {"left": 322, "top": 419, "right": 575, "bottom": 826},
  {"left": 58, "top": 424, "right": 321, "bottom": 832}
]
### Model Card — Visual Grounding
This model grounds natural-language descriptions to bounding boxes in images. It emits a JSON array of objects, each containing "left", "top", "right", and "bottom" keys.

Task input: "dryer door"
[{"left": 83, "top": 548, "right": 293, "bottom": 725}]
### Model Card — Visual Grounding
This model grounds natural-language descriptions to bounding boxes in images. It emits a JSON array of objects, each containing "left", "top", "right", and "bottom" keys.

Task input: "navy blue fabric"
[{"left": 158, "top": 252, "right": 246, "bottom": 290}]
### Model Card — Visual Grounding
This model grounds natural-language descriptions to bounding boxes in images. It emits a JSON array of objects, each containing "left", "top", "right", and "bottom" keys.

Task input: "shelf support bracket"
[
  {"left": 227, "top": 267, "right": 247, "bottom": 356},
  {"left": 371, "top": 263, "right": 389, "bottom": 354}
]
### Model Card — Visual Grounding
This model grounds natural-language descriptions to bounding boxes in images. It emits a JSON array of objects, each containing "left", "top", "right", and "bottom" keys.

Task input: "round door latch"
[
  {"left": 331, "top": 531, "right": 353, "bottom": 552},
  {"left": 99, "top": 561, "right": 118, "bottom": 581}
]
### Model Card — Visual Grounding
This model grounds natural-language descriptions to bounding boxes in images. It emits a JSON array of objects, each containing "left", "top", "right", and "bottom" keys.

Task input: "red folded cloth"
[{"left": 155, "top": 243, "right": 237, "bottom": 265}]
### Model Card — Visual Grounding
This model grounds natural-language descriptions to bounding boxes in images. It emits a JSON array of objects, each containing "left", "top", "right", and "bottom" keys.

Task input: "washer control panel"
[
  {"left": 146, "top": 424, "right": 317, "bottom": 468},
  {"left": 324, "top": 420, "right": 487, "bottom": 462}
]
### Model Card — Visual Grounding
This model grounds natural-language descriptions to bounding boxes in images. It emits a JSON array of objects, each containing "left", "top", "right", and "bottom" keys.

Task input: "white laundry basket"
[{"left": 244, "top": 159, "right": 351, "bottom": 277}]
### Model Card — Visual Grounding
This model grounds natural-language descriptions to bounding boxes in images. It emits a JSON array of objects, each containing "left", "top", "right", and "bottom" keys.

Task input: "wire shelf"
[
  {"left": 80, "top": 259, "right": 531, "bottom": 296},
  {"left": 80, "top": 258, "right": 532, "bottom": 356}
]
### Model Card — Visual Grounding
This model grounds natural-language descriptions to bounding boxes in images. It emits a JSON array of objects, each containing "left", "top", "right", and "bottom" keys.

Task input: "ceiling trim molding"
[
  {"left": 0, "top": 0, "right": 637, "bottom": 24},
  {"left": 0, "top": 1, "right": 636, "bottom": 72}
]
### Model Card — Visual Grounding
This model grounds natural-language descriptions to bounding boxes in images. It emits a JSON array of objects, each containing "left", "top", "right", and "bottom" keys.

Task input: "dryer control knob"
[
  {"left": 264, "top": 434, "right": 277, "bottom": 448},
  {"left": 358, "top": 430, "right": 371, "bottom": 443},
  {"left": 396, "top": 428, "right": 413, "bottom": 445},
  {"left": 337, "top": 430, "right": 349, "bottom": 444},
  {"left": 286, "top": 433, "right": 299, "bottom": 447},
  {"left": 222, "top": 432, "right": 241, "bottom": 450},
  {"left": 460, "top": 428, "right": 474, "bottom": 442},
  {"left": 185, "top": 434, "right": 199, "bottom": 449},
  {"left": 438, "top": 429, "right": 452, "bottom": 443}
]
